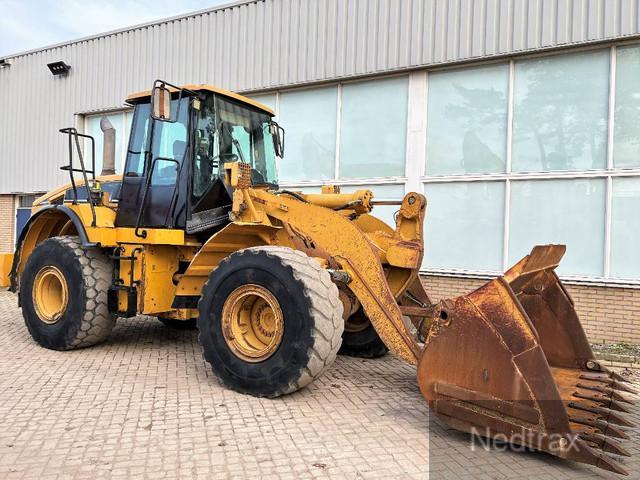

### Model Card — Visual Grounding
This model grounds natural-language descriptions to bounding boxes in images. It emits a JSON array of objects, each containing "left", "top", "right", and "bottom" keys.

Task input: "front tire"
[
  {"left": 20, "top": 236, "right": 115, "bottom": 350},
  {"left": 198, "top": 246, "right": 343, "bottom": 397}
]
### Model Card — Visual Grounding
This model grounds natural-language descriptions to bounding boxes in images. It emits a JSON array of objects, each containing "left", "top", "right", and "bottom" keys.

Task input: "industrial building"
[{"left": 1, "top": 0, "right": 640, "bottom": 344}]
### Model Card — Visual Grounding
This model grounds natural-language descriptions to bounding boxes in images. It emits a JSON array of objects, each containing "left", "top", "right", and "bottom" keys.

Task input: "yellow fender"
[
  {"left": 9, "top": 206, "right": 88, "bottom": 290},
  {"left": 175, "top": 222, "right": 287, "bottom": 298}
]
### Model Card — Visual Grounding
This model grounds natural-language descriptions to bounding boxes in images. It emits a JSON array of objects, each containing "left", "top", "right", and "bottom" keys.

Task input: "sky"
[{"left": 0, "top": 0, "right": 229, "bottom": 57}]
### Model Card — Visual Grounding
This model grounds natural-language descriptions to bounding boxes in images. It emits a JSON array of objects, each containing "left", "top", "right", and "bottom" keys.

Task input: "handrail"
[
  {"left": 134, "top": 156, "right": 180, "bottom": 238},
  {"left": 58, "top": 127, "right": 97, "bottom": 227}
]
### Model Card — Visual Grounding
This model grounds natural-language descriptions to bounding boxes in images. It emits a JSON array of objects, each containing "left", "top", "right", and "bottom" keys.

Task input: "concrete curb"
[{"left": 594, "top": 352, "right": 639, "bottom": 370}]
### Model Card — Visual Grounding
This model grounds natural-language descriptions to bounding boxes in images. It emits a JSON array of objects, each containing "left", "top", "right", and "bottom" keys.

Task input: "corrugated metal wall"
[{"left": 1, "top": 0, "right": 640, "bottom": 193}]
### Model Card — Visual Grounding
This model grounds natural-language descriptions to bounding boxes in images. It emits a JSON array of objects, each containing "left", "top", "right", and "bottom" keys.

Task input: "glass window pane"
[
  {"left": 423, "top": 182, "right": 505, "bottom": 271},
  {"left": 278, "top": 87, "right": 337, "bottom": 181},
  {"left": 86, "top": 112, "right": 125, "bottom": 174},
  {"left": 125, "top": 110, "right": 134, "bottom": 133},
  {"left": 614, "top": 45, "right": 640, "bottom": 168},
  {"left": 339, "top": 77, "right": 408, "bottom": 178},
  {"left": 123, "top": 111, "right": 134, "bottom": 170},
  {"left": 512, "top": 50, "right": 609, "bottom": 172},
  {"left": 610, "top": 178, "right": 640, "bottom": 279},
  {"left": 426, "top": 64, "right": 508, "bottom": 175},
  {"left": 150, "top": 98, "right": 189, "bottom": 187},
  {"left": 216, "top": 96, "right": 278, "bottom": 186},
  {"left": 124, "top": 104, "right": 151, "bottom": 177},
  {"left": 341, "top": 184, "right": 405, "bottom": 228},
  {"left": 249, "top": 93, "right": 277, "bottom": 114},
  {"left": 509, "top": 179, "right": 606, "bottom": 276}
]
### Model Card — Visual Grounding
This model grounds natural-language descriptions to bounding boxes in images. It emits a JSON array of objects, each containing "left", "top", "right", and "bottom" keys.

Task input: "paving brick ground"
[{"left": 0, "top": 290, "right": 638, "bottom": 479}]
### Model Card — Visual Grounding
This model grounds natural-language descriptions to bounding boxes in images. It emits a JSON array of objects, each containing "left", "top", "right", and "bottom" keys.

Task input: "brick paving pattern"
[{"left": 0, "top": 291, "right": 638, "bottom": 479}]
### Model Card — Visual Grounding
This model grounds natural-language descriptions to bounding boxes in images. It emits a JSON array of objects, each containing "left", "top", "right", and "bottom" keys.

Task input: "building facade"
[{"left": 1, "top": 0, "right": 640, "bottom": 343}]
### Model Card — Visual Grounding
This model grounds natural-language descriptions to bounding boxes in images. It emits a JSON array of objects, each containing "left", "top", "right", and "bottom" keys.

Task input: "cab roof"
[{"left": 125, "top": 84, "right": 274, "bottom": 116}]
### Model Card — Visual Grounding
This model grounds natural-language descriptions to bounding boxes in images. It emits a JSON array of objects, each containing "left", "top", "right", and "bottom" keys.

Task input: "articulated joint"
[{"left": 327, "top": 269, "right": 351, "bottom": 284}]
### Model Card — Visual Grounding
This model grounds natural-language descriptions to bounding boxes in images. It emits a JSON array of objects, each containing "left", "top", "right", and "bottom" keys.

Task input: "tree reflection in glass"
[
  {"left": 426, "top": 64, "right": 508, "bottom": 175},
  {"left": 614, "top": 45, "right": 640, "bottom": 169},
  {"left": 512, "top": 50, "right": 609, "bottom": 172}
]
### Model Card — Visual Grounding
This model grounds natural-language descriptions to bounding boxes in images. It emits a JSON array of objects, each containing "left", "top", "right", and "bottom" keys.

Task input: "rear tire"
[
  {"left": 198, "top": 246, "right": 343, "bottom": 397},
  {"left": 20, "top": 236, "right": 115, "bottom": 350},
  {"left": 158, "top": 318, "right": 198, "bottom": 330},
  {"left": 339, "top": 309, "right": 389, "bottom": 359}
]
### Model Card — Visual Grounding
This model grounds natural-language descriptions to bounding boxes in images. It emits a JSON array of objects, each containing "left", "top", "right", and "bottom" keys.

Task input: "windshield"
[{"left": 192, "top": 95, "right": 278, "bottom": 203}]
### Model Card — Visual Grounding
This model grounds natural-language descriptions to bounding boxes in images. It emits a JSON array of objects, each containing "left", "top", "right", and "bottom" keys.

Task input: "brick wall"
[
  {"left": 0, "top": 195, "right": 14, "bottom": 253},
  {"left": 421, "top": 274, "right": 640, "bottom": 346}
]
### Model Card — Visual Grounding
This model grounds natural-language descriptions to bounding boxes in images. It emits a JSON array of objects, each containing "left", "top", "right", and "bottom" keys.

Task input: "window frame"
[
  {"left": 249, "top": 73, "right": 411, "bottom": 189},
  {"left": 418, "top": 43, "right": 640, "bottom": 286},
  {"left": 243, "top": 40, "right": 640, "bottom": 287},
  {"left": 82, "top": 107, "right": 134, "bottom": 175}
]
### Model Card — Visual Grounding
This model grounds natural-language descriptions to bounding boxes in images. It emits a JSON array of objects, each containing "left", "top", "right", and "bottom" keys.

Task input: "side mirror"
[
  {"left": 151, "top": 82, "right": 172, "bottom": 121},
  {"left": 270, "top": 121, "right": 285, "bottom": 158}
]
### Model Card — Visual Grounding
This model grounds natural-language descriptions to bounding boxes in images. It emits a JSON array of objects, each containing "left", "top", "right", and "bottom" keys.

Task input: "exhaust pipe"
[{"left": 100, "top": 116, "right": 116, "bottom": 176}]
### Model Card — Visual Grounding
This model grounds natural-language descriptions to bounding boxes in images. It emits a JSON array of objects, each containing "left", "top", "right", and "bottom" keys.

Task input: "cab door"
[{"left": 116, "top": 98, "right": 190, "bottom": 229}]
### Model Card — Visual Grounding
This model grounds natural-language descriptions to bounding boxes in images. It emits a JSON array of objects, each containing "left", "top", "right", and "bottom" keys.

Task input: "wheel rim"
[
  {"left": 32, "top": 266, "right": 69, "bottom": 324},
  {"left": 221, "top": 284, "right": 284, "bottom": 362}
]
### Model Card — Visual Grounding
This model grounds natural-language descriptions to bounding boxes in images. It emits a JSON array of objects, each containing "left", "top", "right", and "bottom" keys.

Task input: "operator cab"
[{"left": 115, "top": 81, "right": 284, "bottom": 237}]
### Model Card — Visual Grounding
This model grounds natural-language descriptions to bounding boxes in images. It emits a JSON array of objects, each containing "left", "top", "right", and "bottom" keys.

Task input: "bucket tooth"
[
  {"left": 569, "top": 438, "right": 629, "bottom": 476},
  {"left": 612, "top": 381, "right": 638, "bottom": 395},
  {"left": 573, "top": 391, "right": 631, "bottom": 413},
  {"left": 580, "top": 372, "right": 639, "bottom": 394},
  {"left": 606, "top": 399, "right": 632, "bottom": 414},
  {"left": 569, "top": 415, "right": 630, "bottom": 440},
  {"left": 613, "top": 390, "right": 634, "bottom": 404},
  {"left": 580, "top": 371, "right": 613, "bottom": 382},
  {"left": 576, "top": 382, "right": 634, "bottom": 404},
  {"left": 568, "top": 401, "right": 636, "bottom": 428},
  {"left": 609, "top": 371, "right": 633, "bottom": 384},
  {"left": 578, "top": 433, "right": 631, "bottom": 457},
  {"left": 601, "top": 410, "right": 636, "bottom": 428},
  {"left": 594, "top": 456, "right": 628, "bottom": 476}
]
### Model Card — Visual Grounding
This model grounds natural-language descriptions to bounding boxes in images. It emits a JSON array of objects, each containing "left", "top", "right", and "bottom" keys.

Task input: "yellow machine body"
[
  {"left": 8, "top": 169, "right": 426, "bottom": 364},
  {"left": 4, "top": 83, "right": 636, "bottom": 476}
]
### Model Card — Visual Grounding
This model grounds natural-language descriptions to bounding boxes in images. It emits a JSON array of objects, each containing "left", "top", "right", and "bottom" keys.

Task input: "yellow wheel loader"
[{"left": 0, "top": 81, "right": 635, "bottom": 475}]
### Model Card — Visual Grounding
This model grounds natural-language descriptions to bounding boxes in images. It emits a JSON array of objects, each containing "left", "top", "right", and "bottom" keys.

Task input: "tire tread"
[
  {"left": 23, "top": 236, "right": 114, "bottom": 350},
  {"left": 198, "top": 246, "right": 343, "bottom": 396}
]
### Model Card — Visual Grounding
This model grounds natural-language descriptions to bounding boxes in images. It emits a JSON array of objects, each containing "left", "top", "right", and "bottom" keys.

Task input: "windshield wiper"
[
  {"left": 230, "top": 137, "right": 247, "bottom": 164},
  {"left": 219, "top": 121, "right": 248, "bottom": 165}
]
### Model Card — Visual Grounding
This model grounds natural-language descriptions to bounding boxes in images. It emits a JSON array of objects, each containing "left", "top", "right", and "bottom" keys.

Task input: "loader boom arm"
[{"left": 244, "top": 187, "right": 427, "bottom": 365}]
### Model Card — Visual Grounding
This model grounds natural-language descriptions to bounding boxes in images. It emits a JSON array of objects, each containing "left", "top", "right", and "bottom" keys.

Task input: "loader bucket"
[{"left": 417, "top": 245, "right": 636, "bottom": 475}]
